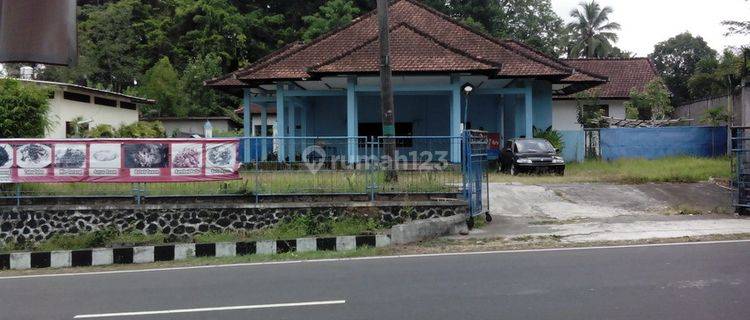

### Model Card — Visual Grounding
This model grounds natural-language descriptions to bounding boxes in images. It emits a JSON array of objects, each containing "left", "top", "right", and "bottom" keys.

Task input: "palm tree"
[{"left": 567, "top": 1, "right": 621, "bottom": 58}]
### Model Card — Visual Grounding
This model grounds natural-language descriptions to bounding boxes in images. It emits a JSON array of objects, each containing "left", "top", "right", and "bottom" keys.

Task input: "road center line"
[{"left": 73, "top": 300, "right": 346, "bottom": 318}]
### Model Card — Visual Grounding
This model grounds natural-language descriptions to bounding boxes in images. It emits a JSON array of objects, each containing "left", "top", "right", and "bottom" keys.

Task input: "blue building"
[{"left": 206, "top": 0, "right": 605, "bottom": 163}]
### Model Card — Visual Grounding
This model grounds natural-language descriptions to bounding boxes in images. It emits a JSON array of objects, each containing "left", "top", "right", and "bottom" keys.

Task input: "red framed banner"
[{"left": 0, "top": 138, "right": 241, "bottom": 183}]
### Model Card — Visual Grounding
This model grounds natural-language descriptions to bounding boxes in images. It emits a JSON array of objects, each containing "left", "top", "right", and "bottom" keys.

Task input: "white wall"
[
  {"left": 552, "top": 99, "right": 627, "bottom": 131},
  {"left": 47, "top": 88, "right": 140, "bottom": 138},
  {"left": 162, "top": 119, "right": 232, "bottom": 136}
]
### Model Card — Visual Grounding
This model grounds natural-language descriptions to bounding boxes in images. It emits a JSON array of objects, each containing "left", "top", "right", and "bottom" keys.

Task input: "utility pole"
[{"left": 377, "top": 0, "right": 397, "bottom": 181}]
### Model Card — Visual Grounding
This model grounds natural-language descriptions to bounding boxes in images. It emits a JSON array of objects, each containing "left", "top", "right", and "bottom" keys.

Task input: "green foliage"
[
  {"left": 575, "top": 90, "right": 607, "bottom": 128},
  {"left": 687, "top": 49, "right": 749, "bottom": 99},
  {"left": 532, "top": 126, "right": 565, "bottom": 152},
  {"left": 436, "top": 0, "right": 565, "bottom": 55},
  {"left": 181, "top": 54, "right": 231, "bottom": 117},
  {"left": 701, "top": 107, "right": 730, "bottom": 126},
  {"left": 139, "top": 57, "right": 186, "bottom": 117},
  {"left": 565, "top": 1, "right": 621, "bottom": 58},
  {"left": 0, "top": 79, "right": 52, "bottom": 138},
  {"left": 117, "top": 121, "right": 166, "bottom": 138},
  {"left": 301, "top": 0, "right": 361, "bottom": 42},
  {"left": 649, "top": 32, "right": 718, "bottom": 104},
  {"left": 35, "top": 229, "right": 118, "bottom": 251},
  {"left": 87, "top": 124, "right": 117, "bottom": 138},
  {"left": 623, "top": 79, "right": 673, "bottom": 120}
]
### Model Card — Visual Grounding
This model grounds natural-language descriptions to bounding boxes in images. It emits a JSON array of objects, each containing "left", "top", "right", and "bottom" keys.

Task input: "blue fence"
[
  {"left": 559, "top": 130, "right": 585, "bottom": 163},
  {"left": 599, "top": 126, "right": 727, "bottom": 161}
]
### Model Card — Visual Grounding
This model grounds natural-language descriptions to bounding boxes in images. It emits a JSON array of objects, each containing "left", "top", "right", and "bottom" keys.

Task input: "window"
[
  {"left": 63, "top": 91, "right": 90, "bottom": 103},
  {"left": 120, "top": 101, "right": 137, "bottom": 110},
  {"left": 94, "top": 96, "right": 117, "bottom": 107},
  {"left": 358, "top": 122, "right": 414, "bottom": 147},
  {"left": 253, "top": 125, "right": 273, "bottom": 136},
  {"left": 65, "top": 121, "right": 89, "bottom": 138}
]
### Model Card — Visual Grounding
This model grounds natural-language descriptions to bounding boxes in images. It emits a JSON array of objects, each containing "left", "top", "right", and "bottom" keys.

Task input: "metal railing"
[{"left": 1, "top": 136, "right": 465, "bottom": 206}]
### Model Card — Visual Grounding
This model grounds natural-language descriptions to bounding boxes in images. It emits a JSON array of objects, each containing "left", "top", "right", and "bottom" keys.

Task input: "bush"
[
  {"left": 0, "top": 79, "right": 52, "bottom": 138},
  {"left": 533, "top": 126, "right": 565, "bottom": 152},
  {"left": 35, "top": 229, "right": 118, "bottom": 251},
  {"left": 87, "top": 124, "right": 117, "bottom": 138},
  {"left": 117, "top": 121, "right": 166, "bottom": 138}
]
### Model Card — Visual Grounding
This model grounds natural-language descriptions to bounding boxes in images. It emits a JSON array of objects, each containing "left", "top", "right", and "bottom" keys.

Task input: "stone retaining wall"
[{"left": 0, "top": 201, "right": 466, "bottom": 243}]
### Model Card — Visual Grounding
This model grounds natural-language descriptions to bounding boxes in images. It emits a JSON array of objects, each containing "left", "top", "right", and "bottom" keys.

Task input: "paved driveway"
[{"left": 464, "top": 182, "right": 750, "bottom": 242}]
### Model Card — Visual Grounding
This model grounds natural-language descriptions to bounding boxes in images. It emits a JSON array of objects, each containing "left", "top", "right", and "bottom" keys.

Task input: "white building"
[
  {"left": 553, "top": 58, "right": 660, "bottom": 130},
  {"left": 17, "top": 79, "right": 154, "bottom": 138}
]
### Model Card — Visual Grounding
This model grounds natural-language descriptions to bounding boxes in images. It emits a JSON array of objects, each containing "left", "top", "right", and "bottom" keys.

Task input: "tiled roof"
[
  {"left": 557, "top": 58, "right": 659, "bottom": 99},
  {"left": 207, "top": 0, "right": 599, "bottom": 87},
  {"left": 312, "top": 23, "right": 499, "bottom": 74}
]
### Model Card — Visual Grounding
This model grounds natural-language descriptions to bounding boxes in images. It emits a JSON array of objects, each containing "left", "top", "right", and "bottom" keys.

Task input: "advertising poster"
[
  {"left": 0, "top": 138, "right": 240, "bottom": 183},
  {"left": 0, "top": 144, "right": 12, "bottom": 183}
]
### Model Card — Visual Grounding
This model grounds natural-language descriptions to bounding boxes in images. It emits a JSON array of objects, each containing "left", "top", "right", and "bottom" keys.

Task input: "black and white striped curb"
[{"left": 0, "top": 235, "right": 390, "bottom": 270}]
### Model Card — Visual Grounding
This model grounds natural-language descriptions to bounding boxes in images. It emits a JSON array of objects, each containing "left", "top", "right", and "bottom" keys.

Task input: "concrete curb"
[
  {"left": 390, "top": 214, "right": 468, "bottom": 245},
  {"left": 0, "top": 234, "right": 390, "bottom": 270}
]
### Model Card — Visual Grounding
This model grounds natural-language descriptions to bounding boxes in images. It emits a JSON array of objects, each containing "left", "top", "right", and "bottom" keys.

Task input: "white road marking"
[
  {"left": 73, "top": 300, "right": 346, "bottom": 318},
  {"left": 1, "top": 239, "right": 749, "bottom": 281}
]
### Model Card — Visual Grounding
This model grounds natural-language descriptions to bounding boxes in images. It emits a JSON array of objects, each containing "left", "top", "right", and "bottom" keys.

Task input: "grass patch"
[
  {"left": 10, "top": 169, "right": 461, "bottom": 197},
  {"left": 490, "top": 156, "right": 730, "bottom": 184}
]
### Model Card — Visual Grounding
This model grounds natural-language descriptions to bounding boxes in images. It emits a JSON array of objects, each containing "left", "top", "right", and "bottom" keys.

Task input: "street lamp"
[{"left": 461, "top": 83, "right": 474, "bottom": 127}]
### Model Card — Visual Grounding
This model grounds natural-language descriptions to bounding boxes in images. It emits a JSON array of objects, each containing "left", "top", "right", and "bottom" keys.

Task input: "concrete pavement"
[{"left": 1, "top": 240, "right": 749, "bottom": 319}]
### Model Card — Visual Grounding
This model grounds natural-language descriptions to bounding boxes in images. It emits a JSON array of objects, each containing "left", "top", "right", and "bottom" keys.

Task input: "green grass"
[
  {"left": 10, "top": 169, "right": 461, "bottom": 197},
  {"left": 490, "top": 156, "right": 730, "bottom": 184},
  {"left": 2, "top": 215, "right": 385, "bottom": 253}
]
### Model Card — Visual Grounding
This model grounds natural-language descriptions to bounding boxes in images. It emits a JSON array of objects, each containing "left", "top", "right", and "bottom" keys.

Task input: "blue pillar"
[
  {"left": 347, "top": 76, "right": 358, "bottom": 164},
  {"left": 261, "top": 103, "right": 268, "bottom": 161},
  {"left": 242, "top": 89, "right": 251, "bottom": 163},
  {"left": 524, "top": 80, "right": 533, "bottom": 139},
  {"left": 289, "top": 103, "right": 296, "bottom": 161},
  {"left": 450, "top": 75, "right": 461, "bottom": 163},
  {"left": 276, "top": 84, "right": 286, "bottom": 162},
  {"left": 498, "top": 95, "right": 504, "bottom": 139}
]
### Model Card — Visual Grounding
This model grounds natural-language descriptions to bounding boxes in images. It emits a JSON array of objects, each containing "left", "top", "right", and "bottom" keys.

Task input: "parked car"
[{"left": 499, "top": 138, "right": 565, "bottom": 175}]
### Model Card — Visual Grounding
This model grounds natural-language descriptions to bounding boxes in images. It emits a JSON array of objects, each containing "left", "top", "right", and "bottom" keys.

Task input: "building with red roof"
[
  {"left": 206, "top": 0, "right": 607, "bottom": 162},
  {"left": 552, "top": 58, "right": 660, "bottom": 130}
]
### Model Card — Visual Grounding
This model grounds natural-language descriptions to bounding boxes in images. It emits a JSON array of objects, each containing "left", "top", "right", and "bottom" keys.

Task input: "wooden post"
[{"left": 377, "top": 0, "right": 397, "bottom": 181}]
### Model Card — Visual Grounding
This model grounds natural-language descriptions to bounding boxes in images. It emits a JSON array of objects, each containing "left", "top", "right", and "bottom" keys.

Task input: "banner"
[{"left": 0, "top": 138, "right": 240, "bottom": 183}]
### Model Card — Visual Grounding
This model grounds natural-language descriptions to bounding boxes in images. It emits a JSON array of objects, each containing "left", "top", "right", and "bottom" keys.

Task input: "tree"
[
  {"left": 301, "top": 0, "right": 361, "bottom": 42},
  {"left": 181, "top": 54, "right": 231, "bottom": 117},
  {"left": 649, "top": 32, "right": 717, "bottom": 104},
  {"left": 624, "top": 79, "right": 673, "bottom": 120},
  {"left": 723, "top": 0, "right": 750, "bottom": 35},
  {"left": 437, "top": 0, "right": 565, "bottom": 55},
  {"left": 687, "top": 50, "right": 748, "bottom": 99},
  {"left": 138, "top": 57, "right": 186, "bottom": 118},
  {"left": 575, "top": 90, "right": 608, "bottom": 128},
  {"left": 566, "top": 1, "right": 621, "bottom": 58},
  {"left": 0, "top": 79, "right": 52, "bottom": 138},
  {"left": 42, "top": 0, "right": 149, "bottom": 92}
]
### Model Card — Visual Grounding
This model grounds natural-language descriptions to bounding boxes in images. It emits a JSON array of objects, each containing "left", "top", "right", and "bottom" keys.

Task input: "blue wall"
[
  {"left": 599, "top": 126, "right": 727, "bottom": 160},
  {"left": 559, "top": 130, "right": 585, "bottom": 162}
]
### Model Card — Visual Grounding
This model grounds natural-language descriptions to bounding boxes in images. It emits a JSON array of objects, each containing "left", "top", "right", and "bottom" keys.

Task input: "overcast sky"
[{"left": 550, "top": 0, "right": 750, "bottom": 56}]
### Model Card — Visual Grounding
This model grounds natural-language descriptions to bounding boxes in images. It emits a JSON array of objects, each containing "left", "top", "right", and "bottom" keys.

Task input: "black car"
[{"left": 499, "top": 138, "right": 565, "bottom": 175}]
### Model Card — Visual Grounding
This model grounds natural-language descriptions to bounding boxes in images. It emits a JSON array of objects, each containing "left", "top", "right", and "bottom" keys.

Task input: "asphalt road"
[{"left": 1, "top": 241, "right": 749, "bottom": 320}]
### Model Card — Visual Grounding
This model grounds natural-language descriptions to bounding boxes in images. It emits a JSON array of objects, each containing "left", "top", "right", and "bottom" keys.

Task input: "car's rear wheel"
[{"left": 556, "top": 167, "right": 565, "bottom": 176}]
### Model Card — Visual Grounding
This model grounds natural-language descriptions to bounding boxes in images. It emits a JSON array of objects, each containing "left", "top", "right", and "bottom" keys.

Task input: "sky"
[{"left": 550, "top": 0, "right": 750, "bottom": 56}]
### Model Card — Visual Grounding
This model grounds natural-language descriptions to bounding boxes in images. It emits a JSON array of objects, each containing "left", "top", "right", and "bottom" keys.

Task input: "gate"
[
  {"left": 732, "top": 127, "right": 750, "bottom": 213},
  {"left": 462, "top": 130, "right": 490, "bottom": 221}
]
